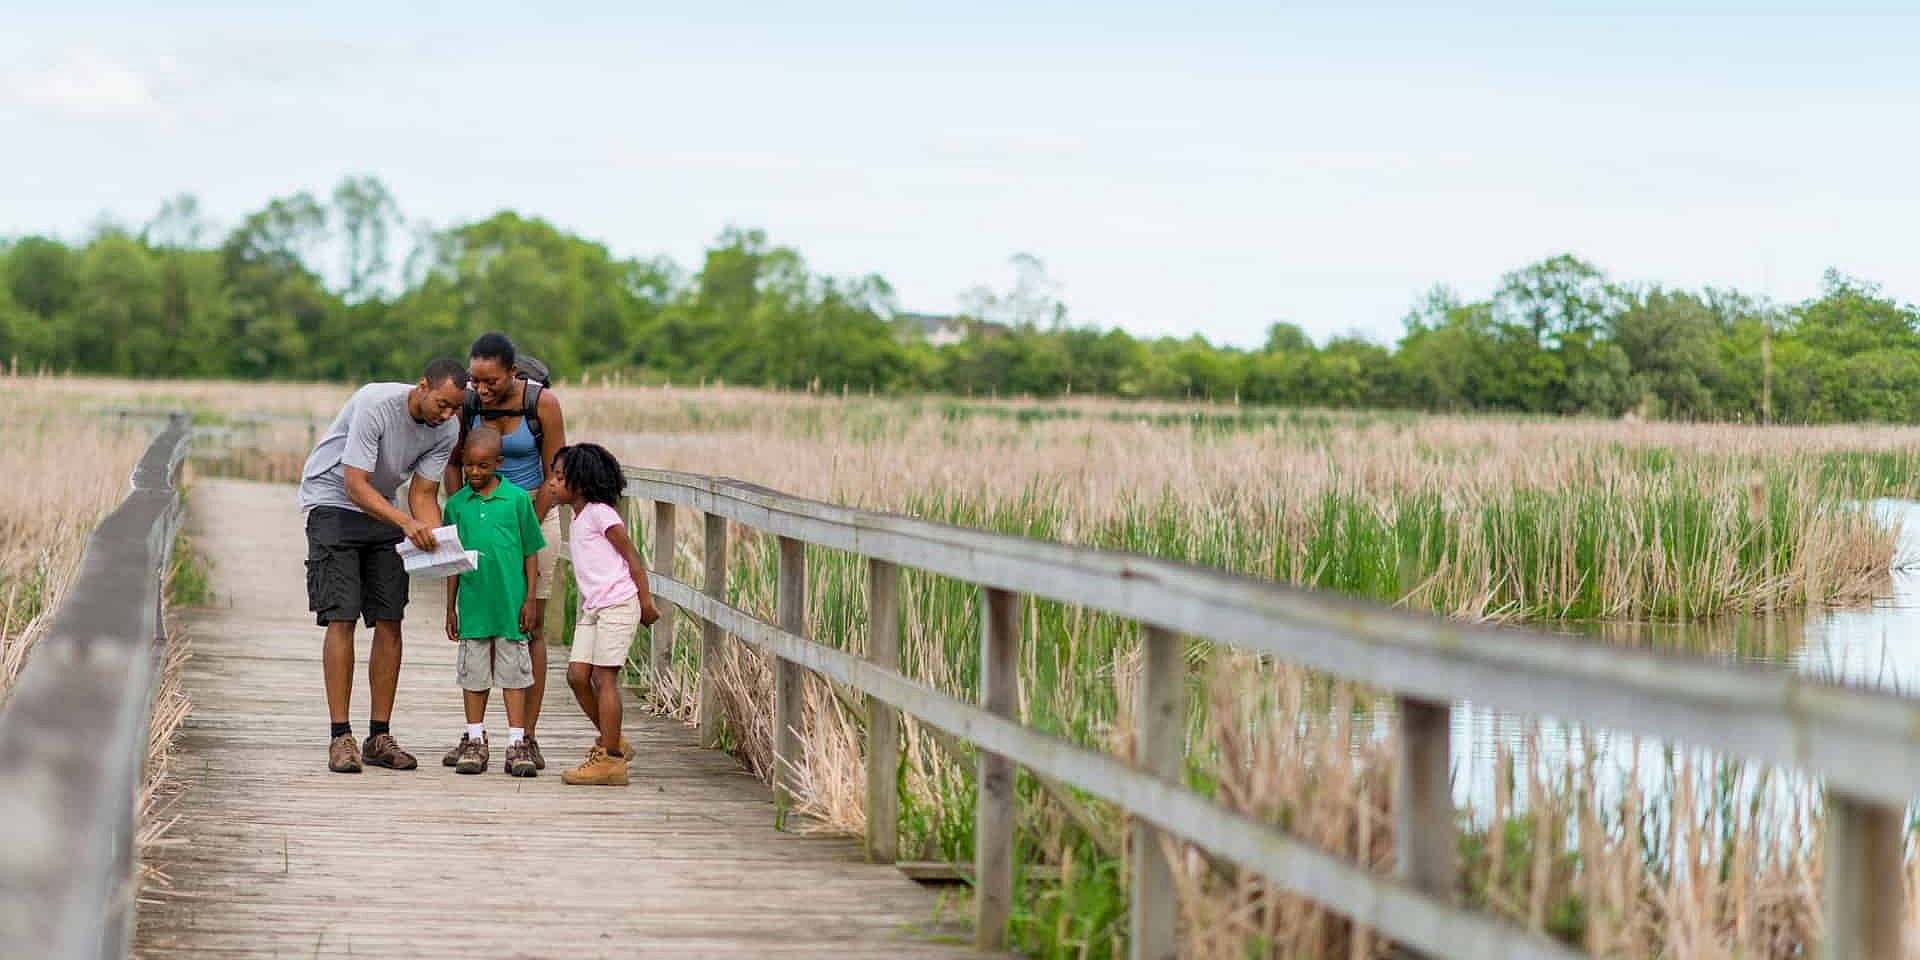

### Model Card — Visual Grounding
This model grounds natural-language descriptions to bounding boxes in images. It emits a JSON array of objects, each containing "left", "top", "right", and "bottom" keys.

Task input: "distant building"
[{"left": 897, "top": 312, "right": 971, "bottom": 347}]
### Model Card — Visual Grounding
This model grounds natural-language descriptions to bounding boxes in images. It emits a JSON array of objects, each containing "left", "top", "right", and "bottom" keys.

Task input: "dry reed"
[{"left": 66, "top": 376, "right": 1920, "bottom": 958}]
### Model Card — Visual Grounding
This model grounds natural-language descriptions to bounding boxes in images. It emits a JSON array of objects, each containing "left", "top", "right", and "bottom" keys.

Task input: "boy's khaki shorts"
[
  {"left": 532, "top": 509, "right": 562, "bottom": 601},
  {"left": 570, "top": 596, "right": 640, "bottom": 668},
  {"left": 458, "top": 638, "right": 534, "bottom": 691}
]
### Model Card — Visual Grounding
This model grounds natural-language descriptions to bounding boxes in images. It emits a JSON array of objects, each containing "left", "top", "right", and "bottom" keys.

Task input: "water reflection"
[{"left": 1445, "top": 499, "right": 1920, "bottom": 818}]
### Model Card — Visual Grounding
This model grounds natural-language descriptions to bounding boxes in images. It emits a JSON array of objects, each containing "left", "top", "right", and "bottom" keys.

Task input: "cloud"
[{"left": 4, "top": 50, "right": 156, "bottom": 116}]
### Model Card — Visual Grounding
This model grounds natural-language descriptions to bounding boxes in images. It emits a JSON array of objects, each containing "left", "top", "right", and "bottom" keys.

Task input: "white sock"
[
  {"left": 467, "top": 722, "right": 485, "bottom": 742},
  {"left": 508, "top": 727, "right": 525, "bottom": 745}
]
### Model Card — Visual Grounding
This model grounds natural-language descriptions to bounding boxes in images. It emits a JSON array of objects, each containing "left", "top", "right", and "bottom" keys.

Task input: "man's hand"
[
  {"left": 403, "top": 519, "right": 438, "bottom": 552},
  {"left": 640, "top": 600, "right": 661, "bottom": 627},
  {"left": 445, "top": 609, "right": 459, "bottom": 643},
  {"left": 520, "top": 599, "right": 539, "bottom": 636}
]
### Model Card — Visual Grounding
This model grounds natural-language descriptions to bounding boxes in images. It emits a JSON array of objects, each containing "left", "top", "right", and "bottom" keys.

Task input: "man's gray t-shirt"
[{"left": 298, "top": 383, "right": 458, "bottom": 516}]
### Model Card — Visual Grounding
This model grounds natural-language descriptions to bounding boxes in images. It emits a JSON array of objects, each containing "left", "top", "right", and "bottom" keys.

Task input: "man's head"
[
  {"left": 410, "top": 357, "right": 468, "bottom": 426},
  {"left": 462, "top": 425, "right": 504, "bottom": 491},
  {"left": 468, "top": 332, "right": 517, "bottom": 407}
]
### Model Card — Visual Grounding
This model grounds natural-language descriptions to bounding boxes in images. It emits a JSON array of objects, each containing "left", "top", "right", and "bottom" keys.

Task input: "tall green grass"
[{"left": 628, "top": 456, "right": 1883, "bottom": 958}]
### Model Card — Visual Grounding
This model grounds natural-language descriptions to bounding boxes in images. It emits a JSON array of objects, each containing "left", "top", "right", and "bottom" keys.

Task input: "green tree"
[{"left": 1614, "top": 288, "right": 1720, "bottom": 418}]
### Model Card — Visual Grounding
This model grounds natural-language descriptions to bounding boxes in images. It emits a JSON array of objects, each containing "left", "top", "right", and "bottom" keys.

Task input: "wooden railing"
[
  {"left": 624, "top": 466, "right": 1920, "bottom": 959},
  {"left": 0, "top": 414, "right": 192, "bottom": 960}
]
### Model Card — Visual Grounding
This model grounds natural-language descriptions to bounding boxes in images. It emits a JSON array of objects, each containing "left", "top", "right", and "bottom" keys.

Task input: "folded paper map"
[{"left": 396, "top": 525, "right": 479, "bottom": 579}]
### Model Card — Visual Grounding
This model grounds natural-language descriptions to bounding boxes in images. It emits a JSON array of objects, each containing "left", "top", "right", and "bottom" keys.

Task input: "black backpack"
[{"left": 462, "top": 355, "right": 550, "bottom": 443}]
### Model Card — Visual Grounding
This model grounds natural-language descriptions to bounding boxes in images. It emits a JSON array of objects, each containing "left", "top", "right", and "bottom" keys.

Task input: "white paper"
[{"left": 396, "top": 526, "right": 478, "bottom": 579}]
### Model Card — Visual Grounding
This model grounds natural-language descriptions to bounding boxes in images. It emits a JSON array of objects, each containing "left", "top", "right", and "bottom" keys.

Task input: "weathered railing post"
[
  {"left": 1394, "top": 696, "right": 1456, "bottom": 908},
  {"left": 976, "top": 587, "right": 1020, "bottom": 950},
  {"left": 775, "top": 537, "right": 807, "bottom": 810},
  {"left": 650, "top": 500, "right": 676, "bottom": 680},
  {"left": 1821, "top": 791, "right": 1904, "bottom": 960},
  {"left": 698, "top": 512, "right": 727, "bottom": 748},
  {"left": 865, "top": 559, "right": 901, "bottom": 862},
  {"left": 1130, "top": 626, "right": 1184, "bottom": 960}
]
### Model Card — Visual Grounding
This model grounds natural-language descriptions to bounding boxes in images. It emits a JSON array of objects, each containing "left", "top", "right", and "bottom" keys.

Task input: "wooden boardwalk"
[{"left": 136, "top": 479, "right": 984, "bottom": 959}]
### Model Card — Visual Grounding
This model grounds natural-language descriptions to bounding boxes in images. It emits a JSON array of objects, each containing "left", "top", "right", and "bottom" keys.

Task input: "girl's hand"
[{"left": 640, "top": 600, "right": 660, "bottom": 627}]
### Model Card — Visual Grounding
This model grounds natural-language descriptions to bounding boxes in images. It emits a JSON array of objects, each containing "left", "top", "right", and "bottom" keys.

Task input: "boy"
[{"left": 440, "top": 426, "right": 546, "bottom": 777}]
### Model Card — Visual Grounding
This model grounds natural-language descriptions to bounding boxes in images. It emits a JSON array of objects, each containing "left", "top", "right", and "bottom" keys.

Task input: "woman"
[{"left": 444, "top": 331, "right": 568, "bottom": 770}]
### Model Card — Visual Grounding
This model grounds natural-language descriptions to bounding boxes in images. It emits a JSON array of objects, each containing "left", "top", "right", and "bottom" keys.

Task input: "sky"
[{"left": 3, "top": 2, "right": 1919, "bottom": 347}]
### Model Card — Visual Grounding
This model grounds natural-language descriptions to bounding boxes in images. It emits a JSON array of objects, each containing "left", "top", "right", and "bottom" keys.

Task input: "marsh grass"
[
  {"left": 0, "top": 403, "right": 156, "bottom": 703},
  {"left": 81, "top": 376, "right": 1920, "bottom": 957}
]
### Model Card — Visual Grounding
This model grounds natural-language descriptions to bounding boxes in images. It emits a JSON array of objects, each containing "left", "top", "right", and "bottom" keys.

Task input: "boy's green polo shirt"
[{"left": 444, "top": 480, "right": 546, "bottom": 641}]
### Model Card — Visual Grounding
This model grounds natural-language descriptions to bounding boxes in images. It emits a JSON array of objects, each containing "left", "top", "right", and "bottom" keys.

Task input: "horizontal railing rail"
[
  {"left": 624, "top": 465, "right": 1916, "bottom": 959},
  {"left": 0, "top": 413, "right": 192, "bottom": 960}
]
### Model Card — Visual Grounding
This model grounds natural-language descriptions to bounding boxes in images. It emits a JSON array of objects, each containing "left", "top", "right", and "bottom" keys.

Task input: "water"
[{"left": 1445, "top": 499, "right": 1920, "bottom": 820}]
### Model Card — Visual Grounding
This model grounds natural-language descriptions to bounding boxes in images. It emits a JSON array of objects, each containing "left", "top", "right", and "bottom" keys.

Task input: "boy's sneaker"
[
  {"left": 561, "top": 745, "right": 629, "bottom": 786},
  {"left": 525, "top": 736, "right": 545, "bottom": 770},
  {"left": 505, "top": 739, "right": 537, "bottom": 777},
  {"left": 442, "top": 735, "right": 469, "bottom": 767},
  {"left": 454, "top": 735, "right": 489, "bottom": 774},
  {"left": 618, "top": 736, "right": 633, "bottom": 765},
  {"left": 363, "top": 732, "right": 417, "bottom": 770},
  {"left": 327, "top": 734, "right": 362, "bottom": 773}
]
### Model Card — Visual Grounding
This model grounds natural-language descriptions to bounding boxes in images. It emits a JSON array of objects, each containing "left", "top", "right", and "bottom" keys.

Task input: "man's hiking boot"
[
  {"left": 505, "top": 739, "right": 537, "bottom": 777},
  {"left": 454, "top": 734, "right": 489, "bottom": 775},
  {"left": 362, "top": 732, "right": 418, "bottom": 770},
  {"left": 328, "top": 733, "right": 362, "bottom": 773},
  {"left": 525, "top": 736, "right": 545, "bottom": 770},
  {"left": 562, "top": 744, "right": 628, "bottom": 786}
]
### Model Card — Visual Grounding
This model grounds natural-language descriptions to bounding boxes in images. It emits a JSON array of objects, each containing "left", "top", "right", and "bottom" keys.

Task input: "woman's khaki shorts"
[
  {"left": 532, "top": 508, "right": 562, "bottom": 601},
  {"left": 570, "top": 596, "right": 640, "bottom": 667}
]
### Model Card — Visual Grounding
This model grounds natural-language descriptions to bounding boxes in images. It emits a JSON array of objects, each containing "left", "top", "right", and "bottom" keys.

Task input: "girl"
[{"left": 547, "top": 443, "right": 660, "bottom": 786}]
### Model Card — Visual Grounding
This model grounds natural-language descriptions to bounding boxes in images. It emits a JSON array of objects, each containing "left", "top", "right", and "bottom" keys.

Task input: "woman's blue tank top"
[{"left": 473, "top": 414, "right": 544, "bottom": 492}]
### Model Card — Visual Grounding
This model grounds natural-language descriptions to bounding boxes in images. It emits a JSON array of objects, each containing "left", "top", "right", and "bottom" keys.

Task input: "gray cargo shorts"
[{"left": 457, "top": 638, "right": 534, "bottom": 692}]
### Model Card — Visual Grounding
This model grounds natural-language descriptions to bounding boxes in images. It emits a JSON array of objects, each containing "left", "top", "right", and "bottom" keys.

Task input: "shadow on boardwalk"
[{"left": 136, "top": 478, "right": 986, "bottom": 959}]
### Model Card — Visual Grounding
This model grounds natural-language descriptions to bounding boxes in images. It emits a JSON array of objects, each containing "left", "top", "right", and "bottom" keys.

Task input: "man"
[{"left": 300, "top": 358, "right": 468, "bottom": 773}]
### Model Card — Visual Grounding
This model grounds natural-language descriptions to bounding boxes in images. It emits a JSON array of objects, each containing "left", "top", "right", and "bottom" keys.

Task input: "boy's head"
[{"left": 463, "top": 425, "right": 504, "bottom": 491}]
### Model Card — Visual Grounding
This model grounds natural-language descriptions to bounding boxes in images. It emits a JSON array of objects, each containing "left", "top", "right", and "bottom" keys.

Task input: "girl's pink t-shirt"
[{"left": 568, "top": 502, "right": 640, "bottom": 611}]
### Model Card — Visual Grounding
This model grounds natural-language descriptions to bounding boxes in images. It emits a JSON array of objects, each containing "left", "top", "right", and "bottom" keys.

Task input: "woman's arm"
[{"left": 533, "top": 388, "right": 567, "bottom": 518}]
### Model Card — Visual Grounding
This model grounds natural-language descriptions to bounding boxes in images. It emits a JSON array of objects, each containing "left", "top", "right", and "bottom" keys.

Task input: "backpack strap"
[{"left": 522, "top": 380, "right": 544, "bottom": 443}]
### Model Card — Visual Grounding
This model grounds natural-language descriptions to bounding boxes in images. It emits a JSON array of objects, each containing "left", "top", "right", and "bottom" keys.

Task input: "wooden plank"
[
  {"left": 135, "top": 480, "right": 987, "bottom": 959},
  {"left": 625, "top": 468, "right": 1920, "bottom": 808},
  {"left": 897, "top": 861, "right": 1060, "bottom": 884},
  {"left": 1821, "top": 791, "right": 1905, "bottom": 960},
  {"left": 651, "top": 500, "right": 677, "bottom": 679},
  {"left": 653, "top": 575, "right": 1583, "bottom": 960},
  {"left": 865, "top": 560, "right": 901, "bottom": 863},
  {"left": 1130, "top": 626, "right": 1183, "bottom": 960},
  {"left": 775, "top": 536, "right": 806, "bottom": 810},
  {"left": 975, "top": 588, "right": 1018, "bottom": 951},
  {"left": 699, "top": 512, "right": 727, "bottom": 749}
]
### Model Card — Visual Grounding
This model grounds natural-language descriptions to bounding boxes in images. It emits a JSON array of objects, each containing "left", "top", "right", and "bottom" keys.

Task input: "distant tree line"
[{"left": 1, "top": 176, "right": 1914, "bottom": 423}]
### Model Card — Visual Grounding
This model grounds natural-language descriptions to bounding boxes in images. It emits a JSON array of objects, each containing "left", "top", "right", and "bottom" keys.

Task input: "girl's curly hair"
[{"left": 551, "top": 443, "right": 626, "bottom": 507}]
